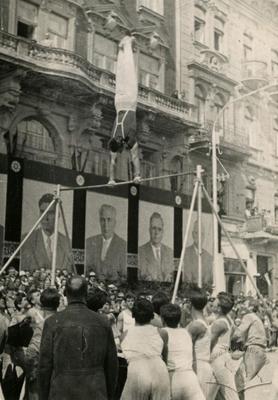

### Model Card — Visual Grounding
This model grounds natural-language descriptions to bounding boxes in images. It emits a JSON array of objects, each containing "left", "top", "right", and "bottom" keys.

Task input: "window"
[
  {"left": 48, "top": 13, "right": 68, "bottom": 48},
  {"left": 243, "top": 33, "right": 253, "bottom": 61},
  {"left": 214, "top": 17, "right": 224, "bottom": 52},
  {"left": 224, "top": 258, "right": 246, "bottom": 295},
  {"left": 139, "top": 53, "right": 161, "bottom": 90},
  {"left": 195, "top": 85, "right": 206, "bottom": 125},
  {"left": 271, "top": 49, "right": 278, "bottom": 76},
  {"left": 214, "top": 93, "right": 226, "bottom": 135},
  {"left": 245, "top": 106, "right": 257, "bottom": 148},
  {"left": 17, "top": 119, "right": 54, "bottom": 154},
  {"left": 17, "top": 21, "right": 34, "bottom": 39},
  {"left": 17, "top": 0, "right": 38, "bottom": 39},
  {"left": 93, "top": 34, "right": 118, "bottom": 73},
  {"left": 137, "top": 0, "right": 164, "bottom": 15},
  {"left": 194, "top": 6, "right": 206, "bottom": 44}
]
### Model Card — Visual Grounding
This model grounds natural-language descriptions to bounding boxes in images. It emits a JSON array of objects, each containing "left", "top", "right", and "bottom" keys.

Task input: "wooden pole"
[
  {"left": 197, "top": 165, "right": 203, "bottom": 288},
  {"left": 51, "top": 185, "right": 60, "bottom": 287},
  {"left": 171, "top": 175, "right": 199, "bottom": 304}
]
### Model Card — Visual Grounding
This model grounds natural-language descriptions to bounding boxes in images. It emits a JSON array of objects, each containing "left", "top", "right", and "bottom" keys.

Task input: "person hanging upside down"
[{"left": 108, "top": 33, "right": 141, "bottom": 185}]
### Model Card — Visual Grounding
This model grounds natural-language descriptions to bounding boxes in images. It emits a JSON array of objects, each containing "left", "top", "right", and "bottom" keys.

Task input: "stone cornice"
[{"left": 0, "top": 31, "right": 197, "bottom": 131}]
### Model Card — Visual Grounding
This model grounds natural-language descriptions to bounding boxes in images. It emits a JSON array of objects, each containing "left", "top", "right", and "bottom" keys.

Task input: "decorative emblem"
[
  {"left": 175, "top": 195, "right": 182, "bottom": 206},
  {"left": 76, "top": 175, "right": 85, "bottom": 186},
  {"left": 130, "top": 185, "right": 138, "bottom": 196},
  {"left": 11, "top": 160, "right": 21, "bottom": 173}
]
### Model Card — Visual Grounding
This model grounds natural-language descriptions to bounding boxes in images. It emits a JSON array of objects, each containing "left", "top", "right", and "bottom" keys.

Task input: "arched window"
[
  {"left": 195, "top": 85, "right": 206, "bottom": 126},
  {"left": 16, "top": 119, "right": 57, "bottom": 164}
]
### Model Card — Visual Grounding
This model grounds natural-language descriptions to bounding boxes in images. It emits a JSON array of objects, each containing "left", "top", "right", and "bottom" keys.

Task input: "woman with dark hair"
[
  {"left": 120, "top": 298, "right": 170, "bottom": 400},
  {"left": 160, "top": 303, "right": 205, "bottom": 400}
]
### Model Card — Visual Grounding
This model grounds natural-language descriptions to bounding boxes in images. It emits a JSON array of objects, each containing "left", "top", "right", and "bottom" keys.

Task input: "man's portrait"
[
  {"left": 85, "top": 203, "right": 127, "bottom": 281},
  {"left": 183, "top": 217, "right": 213, "bottom": 287},
  {"left": 20, "top": 192, "right": 73, "bottom": 271},
  {"left": 139, "top": 211, "right": 173, "bottom": 282}
]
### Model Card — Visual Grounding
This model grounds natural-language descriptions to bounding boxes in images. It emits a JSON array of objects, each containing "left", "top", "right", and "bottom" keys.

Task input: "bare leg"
[
  {"left": 108, "top": 151, "right": 117, "bottom": 185},
  {"left": 130, "top": 142, "right": 141, "bottom": 183}
]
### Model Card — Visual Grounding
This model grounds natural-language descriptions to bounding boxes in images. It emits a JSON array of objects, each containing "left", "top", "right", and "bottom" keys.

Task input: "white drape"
[{"left": 115, "top": 36, "right": 138, "bottom": 112}]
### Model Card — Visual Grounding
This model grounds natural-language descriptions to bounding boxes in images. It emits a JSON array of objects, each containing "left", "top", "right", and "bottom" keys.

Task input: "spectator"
[{"left": 38, "top": 275, "right": 118, "bottom": 400}]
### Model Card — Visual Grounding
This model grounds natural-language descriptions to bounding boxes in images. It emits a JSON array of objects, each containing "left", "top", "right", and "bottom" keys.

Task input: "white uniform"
[
  {"left": 194, "top": 319, "right": 218, "bottom": 399},
  {"left": 211, "top": 316, "right": 239, "bottom": 400},
  {"left": 121, "top": 325, "right": 170, "bottom": 400},
  {"left": 165, "top": 327, "right": 205, "bottom": 400}
]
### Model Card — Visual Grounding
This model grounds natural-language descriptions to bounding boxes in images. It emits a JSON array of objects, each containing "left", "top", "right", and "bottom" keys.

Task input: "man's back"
[{"left": 39, "top": 301, "right": 118, "bottom": 400}]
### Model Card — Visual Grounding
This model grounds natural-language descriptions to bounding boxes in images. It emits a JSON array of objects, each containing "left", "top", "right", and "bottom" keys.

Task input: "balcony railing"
[
  {"left": 199, "top": 121, "right": 249, "bottom": 148},
  {"left": 242, "top": 60, "right": 269, "bottom": 89},
  {"left": 0, "top": 31, "right": 195, "bottom": 123}
]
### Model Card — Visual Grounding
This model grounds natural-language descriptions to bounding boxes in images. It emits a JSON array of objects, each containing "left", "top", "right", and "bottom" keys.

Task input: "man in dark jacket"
[{"left": 38, "top": 275, "right": 118, "bottom": 400}]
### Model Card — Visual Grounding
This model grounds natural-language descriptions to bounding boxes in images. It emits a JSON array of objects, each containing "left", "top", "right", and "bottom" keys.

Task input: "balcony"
[
  {"left": 241, "top": 60, "right": 269, "bottom": 90},
  {"left": 240, "top": 214, "right": 278, "bottom": 243},
  {"left": 0, "top": 31, "right": 195, "bottom": 126},
  {"left": 188, "top": 120, "right": 250, "bottom": 158}
]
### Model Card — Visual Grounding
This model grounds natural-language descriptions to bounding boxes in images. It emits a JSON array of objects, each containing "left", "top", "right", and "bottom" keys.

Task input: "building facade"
[{"left": 1, "top": 0, "right": 278, "bottom": 296}]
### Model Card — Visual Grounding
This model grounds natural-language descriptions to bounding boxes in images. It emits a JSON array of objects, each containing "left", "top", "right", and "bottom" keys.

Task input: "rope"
[{"left": 60, "top": 170, "right": 195, "bottom": 192}]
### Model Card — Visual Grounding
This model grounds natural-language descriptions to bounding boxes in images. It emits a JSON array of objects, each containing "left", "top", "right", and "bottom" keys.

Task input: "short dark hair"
[
  {"left": 14, "top": 293, "right": 25, "bottom": 311},
  {"left": 152, "top": 291, "right": 169, "bottom": 315},
  {"left": 217, "top": 292, "right": 234, "bottom": 315},
  {"left": 27, "top": 289, "right": 40, "bottom": 305},
  {"left": 150, "top": 212, "right": 163, "bottom": 226},
  {"left": 87, "top": 288, "right": 108, "bottom": 312},
  {"left": 132, "top": 298, "right": 154, "bottom": 324},
  {"left": 38, "top": 193, "right": 54, "bottom": 208},
  {"left": 188, "top": 287, "right": 208, "bottom": 310},
  {"left": 160, "top": 303, "right": 181, "bottom": 328},
  {"left": 40, "top": 288, "right": 60, "bottom": 311},
  {"left": 126, "top": 292, "right": 135, "bottom": 301},
  {"left": 65, "top": 275, "right": 87, "bottom": 300}
]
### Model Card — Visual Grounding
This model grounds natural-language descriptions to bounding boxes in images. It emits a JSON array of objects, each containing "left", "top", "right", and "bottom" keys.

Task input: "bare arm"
[
  {"left": 117, "top": 311, "right": 124, "bottom": 336},
  {"left": 210, "top": 320, "right": 228, "bottom": 352},
  {"left": 158, "top": 328, "right": 168, "bottom": 364}
]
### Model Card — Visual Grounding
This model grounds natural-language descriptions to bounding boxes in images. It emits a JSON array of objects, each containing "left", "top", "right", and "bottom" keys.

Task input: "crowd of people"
[{"left": 0, "top": 265, "right": 278, "bottom": 399}]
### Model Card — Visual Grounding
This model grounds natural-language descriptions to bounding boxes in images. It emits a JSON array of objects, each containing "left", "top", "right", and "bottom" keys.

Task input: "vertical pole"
[
  {"left": 197, "top": 165, "right": 203, "bottom": 288},
  {"left": 201, "top": 184, "right": 264, "bottom": 302},
  {"left": 212, "top": 126, "right": 218, "bottom": 291},
  {"left": 172, "top": 176, "right": 199, "bottom": 304},
  {"left": 51, "top": 185, "right": 60, "bottom": 287},
  {"left": 59, "top": 202, "right": 76, "bottom": 274}
]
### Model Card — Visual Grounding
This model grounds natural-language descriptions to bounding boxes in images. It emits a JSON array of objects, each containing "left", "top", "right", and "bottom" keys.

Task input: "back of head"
[
  {"left": 87, "top": 288, "right": 108, "bottom": 312},
  {"left": 65, "top": 275, "right": 87, "bottom": 302},
  {"left": 152, "top": 291, "right": 169, "bottom": 315},
  {"left": 160, "top": 303, "right": 181, "bottom": 328},
  {"left": 246, "top": 297, "right": 260, "bottom": 313},
  {"left": 189, "top": 287, "right": 208, "bottom": 310},
  {"left": 40, "top": 288, "right": 60, "bottom": 311},
  {"left": 217, "top": 292, "right": 234, "bottom": 315},
  {"left": 132, "top": 298, "right": 154, "bottom": 325}
]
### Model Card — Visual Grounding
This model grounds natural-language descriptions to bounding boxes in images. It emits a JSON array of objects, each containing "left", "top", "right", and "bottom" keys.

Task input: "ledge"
[{"left": 0, "top": 31, "right": 196, "bottom": 127}]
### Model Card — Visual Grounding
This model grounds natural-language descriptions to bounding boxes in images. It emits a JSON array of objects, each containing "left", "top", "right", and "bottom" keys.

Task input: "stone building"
[
  {"left": 1, "top": 0, "right": 278, "bottom": 296},
  {"left": 176, "top": 0, "right": 278, "bottom": 296}
]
